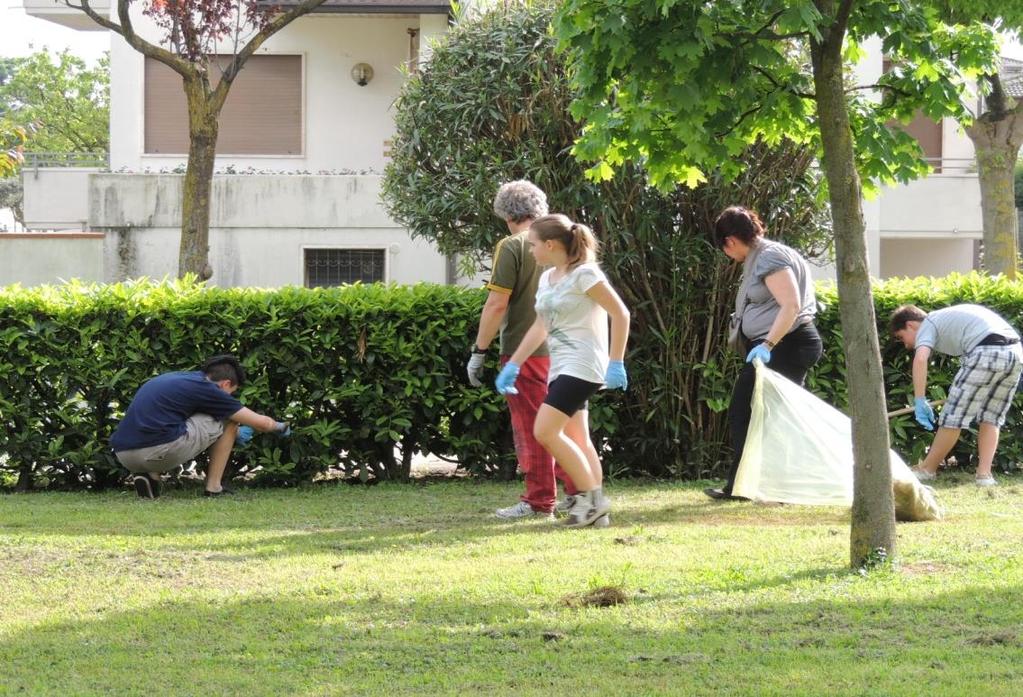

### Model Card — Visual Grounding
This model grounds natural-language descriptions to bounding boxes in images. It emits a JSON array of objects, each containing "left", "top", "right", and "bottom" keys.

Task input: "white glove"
[{"left": 467, "top": 351, "right": 486, "bottom": 387}]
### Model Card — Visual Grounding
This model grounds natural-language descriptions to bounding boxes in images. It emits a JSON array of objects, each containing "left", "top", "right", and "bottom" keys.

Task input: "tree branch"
[
  {"left": 214, "top": 0, "right": 329, "bottom": 109},
  {"left": 830, "top": 0, "right": 854, "bottom": 46},
  {"left": 715, "top": 103, "right": 764, "bottom": 139},
  {"left": 64, "top": 0, "right": 195, "bottom": 77},
  {"left": 751, "top": 64, "right": 815, "bottom": 99}
]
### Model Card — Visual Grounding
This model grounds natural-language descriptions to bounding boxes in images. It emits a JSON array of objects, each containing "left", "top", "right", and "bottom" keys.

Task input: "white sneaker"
[
  {"left": 912, "top": 468, "right": 937, "bottom": 482},
  {"left": 556, "top": 495, "right": 576, "bottom": 514},
  {"left": 564, "top": 489, "right": 611, "bottom": 528},
  {"left": 975, "top": 476, "right": 997, "bottom": 487},
  {"left": 593, "top": 513, "right": 610, "bottom": 528},
  {"left": 495, "top": 501, "right": 553, "bottom": 520}
]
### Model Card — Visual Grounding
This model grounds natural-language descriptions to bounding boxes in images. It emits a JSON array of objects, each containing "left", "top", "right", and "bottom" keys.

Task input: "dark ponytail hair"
[
  {"left": 530, "top": 213, "right": 599, "bottom": 267},
  {"left": 713, "top": 206, "right": 766, "bottom": 248}
]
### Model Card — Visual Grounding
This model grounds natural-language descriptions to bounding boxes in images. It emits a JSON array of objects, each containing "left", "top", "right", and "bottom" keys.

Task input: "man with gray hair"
[{"left": 468, "top": 180, "right": 580, "bottom": 520}]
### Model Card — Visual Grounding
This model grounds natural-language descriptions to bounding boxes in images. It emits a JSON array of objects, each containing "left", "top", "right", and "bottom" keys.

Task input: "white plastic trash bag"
[{"left": 732, "top": 361, "right": 942, "bottom": 521}]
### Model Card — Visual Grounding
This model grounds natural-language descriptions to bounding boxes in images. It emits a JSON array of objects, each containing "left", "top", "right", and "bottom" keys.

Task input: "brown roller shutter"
[{"left": 145, "top": 55, "right": 303, "bottom": 155}]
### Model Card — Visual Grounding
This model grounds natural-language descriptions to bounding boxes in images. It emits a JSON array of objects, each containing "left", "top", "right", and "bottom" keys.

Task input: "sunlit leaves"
[{"left": 554, "top": 0, "right": 998, "bottom": 192}]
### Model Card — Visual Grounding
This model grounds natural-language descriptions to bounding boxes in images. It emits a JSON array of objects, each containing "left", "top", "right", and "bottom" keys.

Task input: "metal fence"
[{"left": 21, "top": 152, "right": 108, "bottom": 169}]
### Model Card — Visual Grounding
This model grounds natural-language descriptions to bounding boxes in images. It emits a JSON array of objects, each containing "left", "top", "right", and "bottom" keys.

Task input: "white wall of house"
[
  {"left": 90, "top": 173, "right": 448, "bottom": 286},
  {"left": 0, "top": 234, "right": 105, "bottom": 285},
  {"left": 109, "top": 13, "right": 421, "bottom": 173},
  {"left": 879, "top": 238, "right": 976, "bottom": 278},
  {"left": 814, "top": 35, "right": 983, "bottom": 281},
  {"left": 21, "top": 168, "right": 98, "bottom": 231},
  {"left": 5, "top": 5, "right": 458, "bottom": 289}
]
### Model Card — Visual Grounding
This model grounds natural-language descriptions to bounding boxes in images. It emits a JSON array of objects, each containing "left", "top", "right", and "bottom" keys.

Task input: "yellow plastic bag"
[{"left": 732, "top": 361, "right": 942, "bottom": 521}]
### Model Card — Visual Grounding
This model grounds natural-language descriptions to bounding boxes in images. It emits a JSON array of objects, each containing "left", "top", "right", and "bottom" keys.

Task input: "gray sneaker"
[
  {"left": 564, "top": 490, "right": 611, "bottom": 528},
  {"left": 495, "top": 501, "right": 554, "bottom": 520},
  {"left": 556, "top": 495, "right": 576, "bottom": 515},
  {"left": 593, "top": 513, "right": 610, "bottom": 528}
]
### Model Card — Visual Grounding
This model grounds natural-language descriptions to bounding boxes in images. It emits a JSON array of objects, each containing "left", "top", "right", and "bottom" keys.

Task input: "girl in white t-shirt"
[{"left": 495, "top": 214, "right": 631, "bottom": 528}]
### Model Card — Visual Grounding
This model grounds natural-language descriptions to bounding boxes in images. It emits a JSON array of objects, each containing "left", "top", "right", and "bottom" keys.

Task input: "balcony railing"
[
  {"left": 22, "top": 151, "right": 108, "bottom": 169},
  {"left": 920, "top": 157, "right": 976, "bottom": 176}
]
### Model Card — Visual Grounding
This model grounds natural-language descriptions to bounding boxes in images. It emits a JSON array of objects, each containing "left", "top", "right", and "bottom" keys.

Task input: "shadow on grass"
[
  {"left": 2, "top": 583, "right": 1021, "bottom": 695},
  {"left": 0, "top": 499, "right": 856, "bottom": 568}
]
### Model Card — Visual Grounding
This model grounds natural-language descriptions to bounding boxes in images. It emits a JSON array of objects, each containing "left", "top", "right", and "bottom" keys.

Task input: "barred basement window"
[{"left": 304, "top": 249, "right": 386, "bottom": 287}]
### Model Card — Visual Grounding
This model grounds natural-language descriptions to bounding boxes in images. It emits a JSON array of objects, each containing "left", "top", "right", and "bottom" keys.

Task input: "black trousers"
[{"left": 724, "top": 323, "right": 823, "bottom": 494}]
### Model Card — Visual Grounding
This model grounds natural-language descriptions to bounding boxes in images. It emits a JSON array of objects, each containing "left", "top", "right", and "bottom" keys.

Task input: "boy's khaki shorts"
[{"left": 115, "top": 414, "right": 224, "bottom": 474}]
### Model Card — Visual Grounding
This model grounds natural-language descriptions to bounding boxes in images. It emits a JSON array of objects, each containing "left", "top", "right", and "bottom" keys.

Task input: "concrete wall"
[
  {"left": 879, "top": 238, "right": 976, "bottom": 278},
  {"left": 0, "top": 233, "right": 105, "bottom": 286},
  {"left": 109, "top": 13, "right": 432, "bottom": 173},
  {"left": 21, "top": 168, "right": 99, "bottom": 231},
  {"left": 89, "top": 173, "right": 448, "bottom": 287},
  {"left": 878, "top": 175, "right": 983, "bottom": 238}
]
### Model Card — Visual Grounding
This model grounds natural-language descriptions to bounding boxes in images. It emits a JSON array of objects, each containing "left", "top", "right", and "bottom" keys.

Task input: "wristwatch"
[
  {"left": 763, "top": 339, "right": 776, "bottom": 350},
  {"left": 471, "top": 345, "right": 489, "bottom": 354}
]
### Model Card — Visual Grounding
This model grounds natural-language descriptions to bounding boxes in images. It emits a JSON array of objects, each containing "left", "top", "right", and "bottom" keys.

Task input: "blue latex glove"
[
  {"left": 605, "top": 360, "right": 628, "bottom": 390},
  {"left": 746, "top": 343, "right": 772, "bottom": 364},
  {"left": 914, "top": 397, "right": 935, "bottom": 431},
  {"left": 274, "top": 421, "right": 292, "bottom": 437},
  {"left": 236, "top": 425, "right": 254, "bottom": 445},
  {"left": 495, "top": 362, "right": 520, "bottom": 395}
]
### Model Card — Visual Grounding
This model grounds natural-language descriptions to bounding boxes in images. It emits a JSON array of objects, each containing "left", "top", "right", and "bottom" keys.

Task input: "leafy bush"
[
  {"left": 812, "top": 272, "right": 1023, "bottom": 472},
  {"left": 0, "top": 279, "right": 519, "bottom": 490},
  {"left": 383, "top": 1, "right": 832, "bottom": 478},
  {"left": 2, "top": 273, "right": 1022, "bottom": 491}
]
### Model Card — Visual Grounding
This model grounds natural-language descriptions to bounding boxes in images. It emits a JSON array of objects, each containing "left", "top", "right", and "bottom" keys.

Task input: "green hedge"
[
  {"left": 3, "top": 273, "right": 1022, "bottom": 491},
  {"left": 811, "top": 273, "right": 1023, "bottom": 471},
  {"left": 0, "top": 279, "right": 523, "bottom": 490}
]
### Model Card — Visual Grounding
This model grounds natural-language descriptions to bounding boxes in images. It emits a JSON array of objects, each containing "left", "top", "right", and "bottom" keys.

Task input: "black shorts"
[{"left": 544, "top": 375, "right": 602, "bottom": 416}]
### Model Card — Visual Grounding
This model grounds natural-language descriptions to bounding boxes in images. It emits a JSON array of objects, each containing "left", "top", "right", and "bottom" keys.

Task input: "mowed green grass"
[{"left": 1, "top": 475, "right": 1022, "bottom": 696}]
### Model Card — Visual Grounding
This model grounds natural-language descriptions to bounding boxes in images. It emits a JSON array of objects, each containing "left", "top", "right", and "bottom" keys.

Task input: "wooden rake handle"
[{"left": 886, "top": 399, "right": 945, "bottom": 419}]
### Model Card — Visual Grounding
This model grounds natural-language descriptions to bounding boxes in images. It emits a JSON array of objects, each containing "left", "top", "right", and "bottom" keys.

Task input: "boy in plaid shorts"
[{"left": 891, "top": 304, "right": 1023, "bottom": 486}]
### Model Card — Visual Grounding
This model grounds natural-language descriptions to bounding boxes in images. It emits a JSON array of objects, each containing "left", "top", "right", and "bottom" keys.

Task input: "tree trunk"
[
  {"left": 968, "top": 112, "right": 1023, "bottom": 279},
  {"left": 812, "top": 1, "right": 896, "bottom": 569},
  {"left": 178, "top": 77, "right": 219, "bottom": 280}
]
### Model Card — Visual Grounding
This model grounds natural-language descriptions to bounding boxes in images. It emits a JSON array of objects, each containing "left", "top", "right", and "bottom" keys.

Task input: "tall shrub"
[{"left": 382, "top": 1, "right": 831, "bottom": 477}]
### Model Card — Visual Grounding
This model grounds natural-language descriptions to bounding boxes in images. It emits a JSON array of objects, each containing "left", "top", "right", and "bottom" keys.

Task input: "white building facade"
[
  {"left": 8, "top": 4, "right": 987, "bottom": 285},
  {"left": 11, "top": 0, "right": 454, "bottom": 287}
]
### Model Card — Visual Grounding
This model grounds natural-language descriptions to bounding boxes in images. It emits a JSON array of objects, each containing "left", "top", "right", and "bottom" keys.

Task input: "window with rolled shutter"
[{"left": 144, "top": 55, "right": 303, "bottom": 156}]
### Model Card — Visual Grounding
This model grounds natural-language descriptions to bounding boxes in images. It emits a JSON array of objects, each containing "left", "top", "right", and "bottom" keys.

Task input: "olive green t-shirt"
[{"left": 487, "top": 231, "right": 549, "bottom": 357}]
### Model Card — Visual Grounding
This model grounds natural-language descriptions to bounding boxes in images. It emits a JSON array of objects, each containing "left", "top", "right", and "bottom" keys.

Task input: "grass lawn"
[{"left": 1, "top": 474, "right": 1022, "bottom": 696}]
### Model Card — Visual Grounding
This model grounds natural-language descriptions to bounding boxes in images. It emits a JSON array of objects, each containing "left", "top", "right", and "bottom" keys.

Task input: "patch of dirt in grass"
[
  {"left": 900, "top": 561, "right": 951, "bottom": 576},
  {"left": 561, "top": 585, "right": 628, "bottom": 608},
  {"left": 966, "top": 631, "right": 1018, "bottom": 647}
]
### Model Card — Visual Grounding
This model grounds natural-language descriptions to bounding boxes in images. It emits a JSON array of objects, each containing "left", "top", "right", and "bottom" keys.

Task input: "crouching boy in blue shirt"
[{"left": 110, "top": 355, "right": 289, "bottom": 498}]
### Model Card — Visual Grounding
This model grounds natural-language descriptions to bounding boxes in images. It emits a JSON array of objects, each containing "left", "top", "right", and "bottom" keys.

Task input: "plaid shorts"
[{"left": 939, "top": 344, "right": 1023, "bottom": 429}]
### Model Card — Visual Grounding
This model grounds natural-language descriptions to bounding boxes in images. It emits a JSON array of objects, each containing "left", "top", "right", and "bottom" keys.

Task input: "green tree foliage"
[
  {"left": 0, "top": 50, "right": 109, "bottom": 154},
  {"left": 554, "top": 0, "right": 997, "bottom": 567},
  {"left": 383, "top": 1, "right": 831, "bottom": 477},
  {"left": 0, "top": 123, "right": 26, "bottom": 178},
  {"left": 556, "top": 1, "right": 994, "bottom": 193},
  {"left": 0, "top": 50, "right": 109, "bottom": 226}
]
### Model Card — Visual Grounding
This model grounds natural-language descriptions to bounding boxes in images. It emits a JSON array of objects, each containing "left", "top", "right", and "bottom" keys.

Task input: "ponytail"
[{"left": 532, "top": 215, "right": 599, "bottom": 266}]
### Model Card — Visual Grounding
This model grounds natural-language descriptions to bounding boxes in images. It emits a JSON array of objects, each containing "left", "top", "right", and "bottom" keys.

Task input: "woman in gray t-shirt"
[{"left": 705, "top": 206, "right": 824, "bottom": 501}]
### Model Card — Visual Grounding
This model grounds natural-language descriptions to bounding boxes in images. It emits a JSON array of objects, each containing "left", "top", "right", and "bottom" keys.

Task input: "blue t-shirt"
[{"left": 110, "top": 371, "right": 244, "bottom": 451}]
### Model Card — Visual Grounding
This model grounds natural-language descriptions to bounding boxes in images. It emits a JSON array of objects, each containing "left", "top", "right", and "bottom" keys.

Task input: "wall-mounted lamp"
[{"left": 351, "top": 63, "right": 374, "bottom": 87}]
